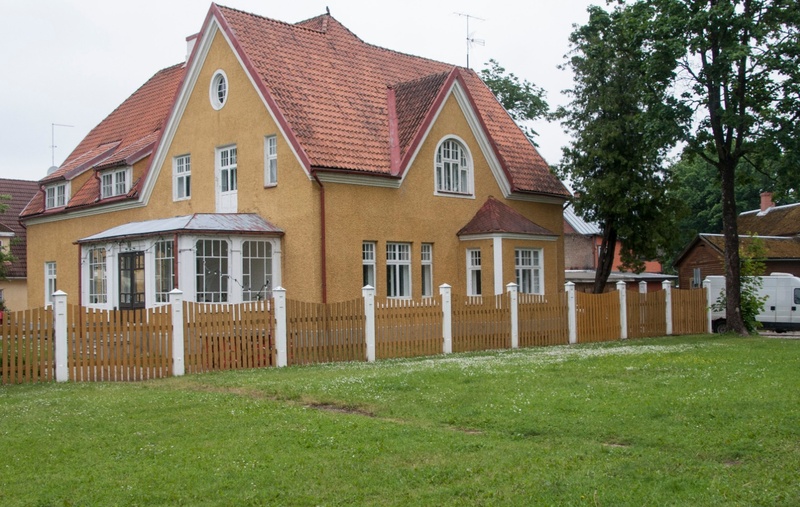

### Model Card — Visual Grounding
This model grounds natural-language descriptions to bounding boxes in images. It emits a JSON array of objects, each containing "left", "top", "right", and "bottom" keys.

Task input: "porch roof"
[{"left": 77, "top": 214, "right": 284, "bottom": 244}]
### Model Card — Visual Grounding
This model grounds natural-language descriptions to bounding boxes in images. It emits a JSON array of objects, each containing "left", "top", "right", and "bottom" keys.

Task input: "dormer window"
[
  {"left": 435, "top": 137, "right": 473, "bottom": 196},
  {"left": 100, "top": 167, "right": 131, "bottom": 199},
  {"left": 45, "top": 183, "right": 68, "bottom": 209}
]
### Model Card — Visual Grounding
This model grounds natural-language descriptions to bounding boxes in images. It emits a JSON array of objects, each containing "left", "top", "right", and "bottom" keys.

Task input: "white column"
[
  {"left": 662, "top": 280, "right": 673, "bottom": 336},
  {"left": 53, "top": 290, "right": 69, "bottom": 382},
  {"left": 703, "top": 279, "right": 713, "bottom": 334},
  {"left": 617, "top": 281, "right": 628, "bottom": 340},
  {"left": 169, "top": 289, "right": 185, "bottom": 376},
  {"left": 493, "top": 236, "right": 504, "bottom": 296},
  {"left": 440, "top": 284, "right": 452, "bottom": 354},
  {"left": 507, "top": 283, "right": 519, "bottom": 349},
  {"left": 566, "top": 282, "right": 577, "bottom": 344},
  {"left": 273, "top": 287, "right": 288, "bottom": 367},
  {"left": 362, "top": 285, "right": 376, "bottom": 362}
]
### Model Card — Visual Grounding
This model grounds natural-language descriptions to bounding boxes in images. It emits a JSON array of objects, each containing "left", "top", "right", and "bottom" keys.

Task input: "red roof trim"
[
  {"left": 211, "top": 4, "right": 314, "bottom": 173},
  {"left": 386, "top": 87, "right": 401, "bottom": 175}
]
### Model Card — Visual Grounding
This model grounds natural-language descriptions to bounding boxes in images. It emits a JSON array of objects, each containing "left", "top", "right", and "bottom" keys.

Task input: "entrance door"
[
  {"left": 119, "top": 252, "right": 145, "bottom": 309},
  {"left": 216, "top": 145, "right": 238, "bottom": 213}
]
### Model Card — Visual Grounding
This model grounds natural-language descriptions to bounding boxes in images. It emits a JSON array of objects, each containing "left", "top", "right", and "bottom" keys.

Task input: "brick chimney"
[{"left": 760, "top": 191, "right": 775, "bottom": 212}]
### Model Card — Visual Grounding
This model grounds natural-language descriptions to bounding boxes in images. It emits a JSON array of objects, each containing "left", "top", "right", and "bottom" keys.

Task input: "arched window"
[
  {"left": 209, "top": 70, "right": 228, "bottom": 110},
  {"left": 435, "top": 138, "right": 472, "bottom": 195}
]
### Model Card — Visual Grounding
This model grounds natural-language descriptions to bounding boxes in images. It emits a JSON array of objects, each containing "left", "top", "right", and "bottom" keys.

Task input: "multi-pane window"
[
  {"left": 119, "top": 252, "right": 145, "bottom": 309},
  {"left": 155, "top": 240, "right": 174, "bottom": 304},
  {"left": 196, "top": 239, "right": 229, "bottom": 302},
  {"left": 362, "top": 242, "right": 376, "bottom": 288},
  {"left": 242, "top": 240, "right": 273, "bottom": 301},
  {"left": 101, "top": 168, "right": 129, "bottom": 199},
  {"left": 515, "top": 248, "right": 542, "bottom": 295},
  {"left": 264, "top": 135, "right": 277, "bottom": 185},
  {"left": 467, "top": 249, "right": 482, "bottom": 296},
  {"left": 435, "top": 139, "right": 470, "bottom": 194},
  {"left": 210, "top": 70, "right": 228, "bottom": 110},
  {"left": 386, "top": 242, "right": 411, "bottom": 298},
  {"left": 174, "top": 154, "right": 191, "bottom": 200},
  {"left": 88, "top": 248, "right": 107, "bottom": 304},
  {"left": 421, "top": 243, "right": 433, "bottom": 298},
  {"left": 219, "top": 146, "right": 237, "bottom": 193},
  {"left": 45, "top": 262, "right": 57, "bottom": 307},
  {"left": 45, "top": 183, "right": 67, "bottom": 209}
]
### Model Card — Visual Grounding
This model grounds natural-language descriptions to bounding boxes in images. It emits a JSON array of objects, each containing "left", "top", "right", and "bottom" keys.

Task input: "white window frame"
[
  {"left": 362, "top": 241, "right": 376, "bottom": 289},
  {"left": 434, "top": 137, "right": 473, "bottom": 197},
  {"left": 692, "top": 268, "right": 702, "bottom": 288},
  {"left": 100, "top": 167, "right": 131, "bottom": 199},
  {"left": 209, "top": 69, "right": 228, "bottom": 110},
  {"left": 173, "top": 154, "right": 191, "bottom": 201},
  {"left": 45, "top": 262, "right": 57, "bottom": 307},
  {"left": 45, "top": 183, "right": 68, "bottom": 209},
  {"left": 264, "top": 135, "right": 277, "bottom": 186},
  {"left": 88, "top": 247, "right": 108, "bottom": 304},
  {"left": 195, "top": 238, "right": 230, "bottom": 303},
  {"left": 515, "top": 248, "right": 543, "bottom": 295},
  {"left": 154, "top": 240, "right": 174, "bottom": 304},
  {"left": 467, "top": 249, "right": 482, "bottom": 296},
  {"left": 242, "top": 240, "right": 273, "bottom": 301},
  {"left": 216, "top": 145, "right": 238, "bottom": 213},
  {"left": 386, "top": 242, "right": 411, "bottom": 298},
  {"left": 421, "top": 243, "right": 433, "bottom": 298}
]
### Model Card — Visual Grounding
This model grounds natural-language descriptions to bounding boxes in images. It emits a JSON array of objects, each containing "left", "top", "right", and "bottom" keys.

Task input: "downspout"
[{"left": 311, "top": 171, "right": 328, "bottom": 303}]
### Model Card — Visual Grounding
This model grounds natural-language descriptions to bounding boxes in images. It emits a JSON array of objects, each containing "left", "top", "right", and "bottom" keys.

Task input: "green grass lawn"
[{"left": 1, "top": 335, "right": 799, "bottom": 506}]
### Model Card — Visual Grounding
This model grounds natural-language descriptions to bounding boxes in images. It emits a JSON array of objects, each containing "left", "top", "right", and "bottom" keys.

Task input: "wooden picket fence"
[
  {"left": 672, "top": 288, "right": 708, "bottom": 335},
  {"left": 576, "top": 291, "right": 622, "bottom": 343},
  {"left": 183, "top": 300, "right": 273, "bottom": 374},
  {"left": 519, "top": 293, "right": 569, "bottom": 347},
  {"left": 0, "top": 307, "right": 55, "bottom": 384},
  {"left": 452, "top": 294, "right": 511, "bottom": 352},
  {"left": 627, "top": 290, "right": 667, "bottom": 339},
  {"left": 67, "top": 305, "right": 172, "bottom": 382},
  {"left": 286, "top": 298, "right": 364, "bottom": 365},
  {"left": 376, "top": 298, "right": 442, "bottom": 359}
]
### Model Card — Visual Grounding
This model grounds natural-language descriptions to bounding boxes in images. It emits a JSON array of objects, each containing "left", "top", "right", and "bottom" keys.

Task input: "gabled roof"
[
  {"left": 21, "top": 64, "right": 185, "bottom": 218},
  {"left": 673, "top": 233, "right": 800, "bottom": 267},
  {"left": 458, "top": 196, "right": 556, "bottom": 237},
  {"left": 0, "top": 179, "right": 39, "bottom": 277},
  {"left": 209, "top": 5, "right": 568, "bottom": 196},
  {"left": 739, "top": 202, "right": 800, "bottom": 237},
  {"left": 77, "top": 214, "right": 283, "bottom": 244}
]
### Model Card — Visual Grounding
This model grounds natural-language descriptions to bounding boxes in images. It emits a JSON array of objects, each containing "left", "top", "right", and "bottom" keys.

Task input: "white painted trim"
[
  {"left": 493, "top": 236, "right": 503, "bottom": 295},
  {"left": 459, "top": 233, "right": 559, "bottom": 242},
  {"left": 172, "top": 153, "right": 192, "bottom": 202},
  {"left": 432, "top": 135, "right": 475, "bottom": 198},
  {"left": 209, "top": 69, "right": 228, "bottom": 110},
  {"left": 314, "top": 171, "right": 401, "bottom": 188}
]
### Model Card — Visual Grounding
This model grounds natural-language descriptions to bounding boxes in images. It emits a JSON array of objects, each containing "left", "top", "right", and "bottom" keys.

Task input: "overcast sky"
[{"left": 0, "top": 0, "right": 595, "bottom": 182}]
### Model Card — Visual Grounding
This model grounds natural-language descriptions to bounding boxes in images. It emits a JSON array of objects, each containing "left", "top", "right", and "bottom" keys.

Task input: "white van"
[{"left": 706, "top": 273, "right": 800, "bottom": 333}]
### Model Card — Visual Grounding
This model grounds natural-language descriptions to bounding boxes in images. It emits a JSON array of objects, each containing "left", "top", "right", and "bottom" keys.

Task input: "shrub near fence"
[{"left": 0, "top": 307, "right": 54, "bottom": 385}]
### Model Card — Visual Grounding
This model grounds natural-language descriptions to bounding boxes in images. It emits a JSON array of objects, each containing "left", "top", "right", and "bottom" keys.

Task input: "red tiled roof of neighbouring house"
[
  {"left": 214, "top": 5, "right": 568, "bottom": 197},
  {"left": 0, "top": 179, "right": 39, "bottom": 277},
  {"left": 21, "top": 63, "right": 185, "bottom": 217},
  {"left": 458, "top": 196, "right": 556, "bottom": 237}
]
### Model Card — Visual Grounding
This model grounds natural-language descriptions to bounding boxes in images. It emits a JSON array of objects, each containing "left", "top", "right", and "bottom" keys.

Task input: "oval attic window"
[{"left": 210, "top": 70, "right": 228, "bottom": 110}]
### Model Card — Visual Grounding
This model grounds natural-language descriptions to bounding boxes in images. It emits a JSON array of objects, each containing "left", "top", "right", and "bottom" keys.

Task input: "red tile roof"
[
  {"left": 458, "top": 196, "right": 556, "bottom": 236},
  {"left": 214, "top": 5, "right": 568, "bottom": 197},
  {"left": 0, "top": 179, "right": 39, "bottom": 277},
  {"left": 21, "top": 64, "right": 185, "bottom": 217}
]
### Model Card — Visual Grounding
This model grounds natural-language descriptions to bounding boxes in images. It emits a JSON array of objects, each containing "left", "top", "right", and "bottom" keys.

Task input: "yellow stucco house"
[{"left": 20, "top": 4, "right": 569, "bottom": 310}]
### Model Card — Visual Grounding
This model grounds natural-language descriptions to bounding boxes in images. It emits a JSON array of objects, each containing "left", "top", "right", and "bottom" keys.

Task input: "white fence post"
[
  {"left": 703, "top": 279, "right": 713, "bottom": 334},
  {"left": 53, "top": 290, "right": 68, "bottom": 382},
  {"left": 440, "top": 284, "right": 452, "bottom": 354},
  {"left": 169, "top": 289, "right": 185, "bottom": 377},
  {"left": 507, "top": 283, "right": 519, "bottom": 349},
  {"left": 662, "top": 280, "right": 673, "bottom": 336},
  {"left": 617, "top": 281, "right": 628, "bottom": 340},
  {"left": 566, "top": 282, "right": 577, "bottom": 344},
  {"left": 639, "top": 281, "right": 647, "bottom": 294},
  {"left": 363, "top": 285, "right": 376, "bottom": 362},
  {"left": 273, "top": 287, "right": 288, "bottom": 367}
]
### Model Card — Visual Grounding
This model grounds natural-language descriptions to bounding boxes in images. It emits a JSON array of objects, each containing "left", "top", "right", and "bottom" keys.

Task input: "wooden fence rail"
[
  {"left": 627, "top": 290, "right": 667, "bottom": 339},
  {"left": 0, "top": 307, "right": 54, "bottom": 385},
  {"left": 452, "top": 294, "right": 511, "bottom": 352},
  {"left": 519, "top": 293, "right": 569, "bottom": 347},
  {"left": 287, "top": 298, "right": 364, "bottom": 365},
  {"left": 672, "top": 288, "right": 708, "bottom": 335},
  {"left": 376, "top": 298, "right": 442, "bottom": 359},
  {"left": 576, "top": 291, "right": 621, "bottom": 343}
]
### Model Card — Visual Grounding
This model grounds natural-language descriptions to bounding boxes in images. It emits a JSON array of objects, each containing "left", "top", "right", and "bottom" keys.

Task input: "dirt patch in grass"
[{"left": 307, "top": 402, "right": 375, "bottom": 417}]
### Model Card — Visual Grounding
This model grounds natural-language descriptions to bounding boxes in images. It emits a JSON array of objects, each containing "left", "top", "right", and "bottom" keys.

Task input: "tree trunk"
[
  {"left": 719, "top": 159, "right": 747, "bottom": 334},
  {"left": 593, "top": 224, "right": 617, "bottom": 294}
]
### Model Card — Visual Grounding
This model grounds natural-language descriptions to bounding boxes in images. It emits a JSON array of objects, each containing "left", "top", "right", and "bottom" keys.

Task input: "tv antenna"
[
  {"left": 455, "top": 12, "right": 485, "bottom": 68},
  {"left": 50, "top": 123, "right": 74, "bottom": 168}
]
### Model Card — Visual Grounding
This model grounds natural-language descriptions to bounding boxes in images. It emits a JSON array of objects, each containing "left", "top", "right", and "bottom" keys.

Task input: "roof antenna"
[
  {"left": 454, "top": 12, "right": 485, "bottom": 69},
  {"left": 326, "top": 6, "right": 330, "bottom": 15},
  {"left": 50, "top": 123, "right": 74, "bottom": 170}
]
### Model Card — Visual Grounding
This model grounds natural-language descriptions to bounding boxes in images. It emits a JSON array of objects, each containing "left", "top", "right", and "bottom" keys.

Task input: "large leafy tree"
[
  {"left": 648, "top": 0, "right": 800, "bottom": 334},
  {"left": 480, "top": 59, "right": 549, "bottom": 145},
  {"left": 556, "top": 3, "right": 690, "bottom": 293}
]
